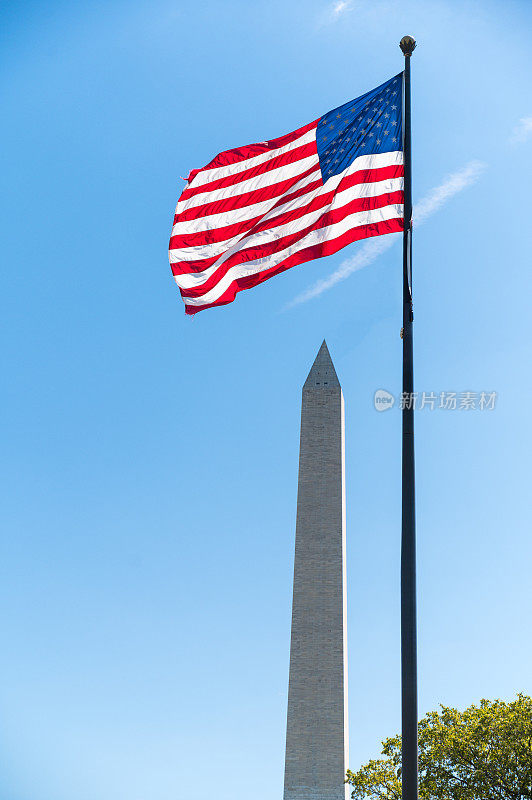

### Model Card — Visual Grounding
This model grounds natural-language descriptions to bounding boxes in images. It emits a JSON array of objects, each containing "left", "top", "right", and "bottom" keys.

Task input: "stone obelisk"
[{"left": 283, "top": 341, "right": 349, "bottom": 800}]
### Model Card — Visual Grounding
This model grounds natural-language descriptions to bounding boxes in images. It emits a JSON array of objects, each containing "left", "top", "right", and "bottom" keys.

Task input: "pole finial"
[{"left": 399, "top": 35, "right": 416, "bottom": 56}]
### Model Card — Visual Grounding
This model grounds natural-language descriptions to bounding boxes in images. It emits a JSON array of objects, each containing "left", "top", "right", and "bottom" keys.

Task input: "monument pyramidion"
[{"left": 283, "top": 341, "right": 349, "bottom": 800}]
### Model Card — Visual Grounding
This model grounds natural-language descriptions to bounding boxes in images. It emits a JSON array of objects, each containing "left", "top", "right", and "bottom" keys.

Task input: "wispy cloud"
[
  {"left": 510, "top": 117, "right": 532, "bottom": 144},
  {"left": 287, "top": 160, "right": 487, "bottom": 308},
  {"left": 317, "top": 0, "right": 353, "bottom": 25},
  {"left": 413, "top": 159, "right": 486, "bottom": 224},
  {"left": 331, "top": 0, "right": 352, "bottom": 19},
  {"left": 287, "top": 235, "right": 398, "bottom": 307}
]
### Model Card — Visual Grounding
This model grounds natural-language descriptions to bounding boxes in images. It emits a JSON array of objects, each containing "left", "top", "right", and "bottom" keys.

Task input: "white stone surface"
[{"left": 283, "top": 341, "right": 349, "bottom": 800}]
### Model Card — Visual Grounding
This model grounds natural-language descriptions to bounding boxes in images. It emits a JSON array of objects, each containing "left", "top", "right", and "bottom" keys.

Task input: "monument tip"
[{"left": 304, "top": 340, "right": 341, "bottom": 390}]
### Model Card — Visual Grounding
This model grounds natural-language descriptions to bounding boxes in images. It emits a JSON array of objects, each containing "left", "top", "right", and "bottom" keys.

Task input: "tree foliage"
[{"left": 346, "top": 694, "right": 532, "bottom": 800}]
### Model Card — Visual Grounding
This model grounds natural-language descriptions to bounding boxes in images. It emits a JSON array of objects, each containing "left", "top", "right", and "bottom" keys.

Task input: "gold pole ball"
[{"left": 399, "top": 36, "right": 416, "bottom": 56}]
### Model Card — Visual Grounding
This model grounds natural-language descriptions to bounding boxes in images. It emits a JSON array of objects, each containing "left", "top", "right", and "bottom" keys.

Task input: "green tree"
[{"left": 346, "top": 694, "right": 532, "bottom": 800}]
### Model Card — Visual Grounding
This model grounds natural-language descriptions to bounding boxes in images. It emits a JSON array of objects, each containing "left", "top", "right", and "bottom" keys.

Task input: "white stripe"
[
  {"left": 169, "top": 167, "right": 324, "bottom": 264},
  {"left": 170, "top": 173, "right": 403, "bottom": 280},
  {"left": 181, "top": 203, "right": 403, "bottom": 306},
  {"left": 172, "top": 175, "right": 403, "bottom": 283},
  {"left": 172, "top": 156, "right": 320, "bottom": 235},
  {"left": 177, "top": 159, "right": 320, "bottom": 214},
  {"left": 188, "top": 128, "right": 317, "bottom": 189},
  {"left": 174, "top": 149, "right": 403, "bottom": 238}
]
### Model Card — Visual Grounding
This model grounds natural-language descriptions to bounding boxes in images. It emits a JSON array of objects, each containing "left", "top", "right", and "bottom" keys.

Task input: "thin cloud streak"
[
  {"left": 414, "top": 159, "right": 486, "bottom": 224},
  {"left": 317, "top": 0, "right": 353, "bottom": 26},
  {"left": 510, "top": 117, "right": 532, "bottom": 144},
  {"left": 287, "top": 160, "right": 487, "bottom": 308},
  {"left": 332, "top": 1, "right": 352, "bottom": 19},
  {"left": 287, "top": 236, "right": 398, "bottom": 307}
]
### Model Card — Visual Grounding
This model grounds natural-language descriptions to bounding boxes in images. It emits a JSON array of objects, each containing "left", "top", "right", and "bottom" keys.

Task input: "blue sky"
[{"left": 1, "top": 1, "right": 532, "bottom": 799}]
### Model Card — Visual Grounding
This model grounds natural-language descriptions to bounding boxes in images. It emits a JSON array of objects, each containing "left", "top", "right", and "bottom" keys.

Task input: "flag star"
[
  {"left": 361, "top": 128, "right": 366, "bottom": 134},
  {"left": 391, "top": 105, "right": 397, "bottom": 110},
  {"left": 358, "top": 116, "right": 363, "bottom": 121},
  {"left": 376, "top": 138, "right": 381, "bottom": 144},
  {"left": 376, "top": 122, "right": 382, "bottom": 127},
  {"left": 384, "top": 112, "right": 390, "bottom": 119},
  {"left": 339, "top": 148, "right": 345, "bottom": 153},
  {"left": 368, "top": 132, "right": 374, "bottom": 137},
  {"left": 392, "top": 137, "right": 397, "bottom": 142},
  {"left": 383, "top": 130, "right": 389, "bottom": 135}
]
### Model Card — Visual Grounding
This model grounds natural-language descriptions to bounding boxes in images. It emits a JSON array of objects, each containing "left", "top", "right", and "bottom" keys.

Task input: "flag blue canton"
[{"left": 316, "top": 73, "right": 403, "bottom": 183}]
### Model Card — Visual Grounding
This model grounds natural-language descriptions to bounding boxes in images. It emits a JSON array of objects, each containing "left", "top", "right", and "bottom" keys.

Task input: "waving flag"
[{"left": 169, "top": 73, "right": 404, "bottom": 314}]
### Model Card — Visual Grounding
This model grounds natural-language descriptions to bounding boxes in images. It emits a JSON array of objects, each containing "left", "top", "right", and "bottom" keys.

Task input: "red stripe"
[
  {"left": 175, "top": 162, "right": 320, "bottom": 224},
  {"left": 181, "top": 218, "right": 404, "bottom": 314},
  {"left": 242, "top": 166, "right": 404, "bottom": 237},
  {"left": 170, "top": 174, "right": 323, "bottom": 251},
  {"left": 251, "top": 189, "right": 403, "bottom": 239},
  {"left": 172, "top": 190, "right": 403, "bottom": 276},
  {"left": 178, "top": 193, "right": 404, "bottom": 298},
  {"left": 180, "top": 138, "right": 318, "bottom": 203},
  {"left": 170, "top": 164, "right": 404, "bottom": 261},
  {"left": 186, "top": 120, "right": 318, "bottom": 185}
]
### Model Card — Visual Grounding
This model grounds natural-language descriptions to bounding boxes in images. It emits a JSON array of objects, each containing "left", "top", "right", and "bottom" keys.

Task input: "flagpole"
[{"left": 399, "top": 34, "right": 418, "bottom": 800}]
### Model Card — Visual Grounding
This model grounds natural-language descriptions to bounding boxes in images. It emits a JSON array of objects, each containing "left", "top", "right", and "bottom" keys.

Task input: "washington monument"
[{"left": 283, "top": 341, "right": 349, "bottom": 800}]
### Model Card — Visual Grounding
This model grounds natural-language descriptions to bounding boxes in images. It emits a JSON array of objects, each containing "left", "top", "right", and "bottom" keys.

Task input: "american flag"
[{"left": 169, "top": 74, "right": 404, "bottom": 315}]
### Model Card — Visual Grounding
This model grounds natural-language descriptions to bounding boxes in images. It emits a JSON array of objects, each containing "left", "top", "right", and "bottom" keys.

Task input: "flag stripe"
[
  {"left": 170, "top": 175, "right": 324, "bottom": 250},
  {"left": 176, "top": 161, "right": 320, "bottom": 218},
  {"left": 170, "top": 178, "right": 403, "bottom": 275},
  {"left": 181, "top": 216, "right": 403, "bottom": 313},
  {"left": 174, "top": 161, "right": 403, "bottom": 231},
  {"left": 178, "top": 167, "right": 321, "bottom": 221},
  {"left": 178, "top": 139, "right": 319, "bottom": 208},
  {"left": 170, "top": 160, "right": 403, "bottom": 269},
  {"left": 173, "top": 155, "right": 320, "bottom": 231},
  {"left": 177, "top": 201, "right": 403, "bottom": 296},
  {"left": 172, "top": 152, "right": 403, "bottom": 246},
  {"left": 184, "top": 125, "right": 318, "bottom": 192},
  {"left": 169, "top": 169, "right": 325, "bottom": 264},
  {"left": 174, "top": 192, "right": 403, "bottom": 291}
]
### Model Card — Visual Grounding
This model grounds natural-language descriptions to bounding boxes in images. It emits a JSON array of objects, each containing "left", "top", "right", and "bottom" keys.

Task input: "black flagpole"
[{"left": 399, "top": 34, "right": 418, "bottom": 800}]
